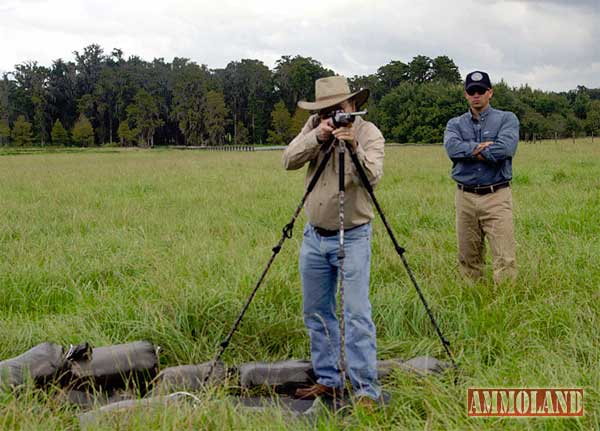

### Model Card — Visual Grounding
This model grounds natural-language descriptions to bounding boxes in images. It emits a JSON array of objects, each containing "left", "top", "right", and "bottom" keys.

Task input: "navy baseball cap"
[{"left": 465, "top": 71, "right": 492, "bottom": 91}]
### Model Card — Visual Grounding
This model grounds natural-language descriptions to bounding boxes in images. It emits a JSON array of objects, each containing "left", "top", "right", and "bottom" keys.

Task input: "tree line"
[{"left": 0, "top": 44, "right": 598, "bottom": 147}]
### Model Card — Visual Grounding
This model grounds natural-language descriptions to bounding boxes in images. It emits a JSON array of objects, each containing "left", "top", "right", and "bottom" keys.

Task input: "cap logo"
[{"left": 471, "top": 72, "right": 483, "bottom": 81}]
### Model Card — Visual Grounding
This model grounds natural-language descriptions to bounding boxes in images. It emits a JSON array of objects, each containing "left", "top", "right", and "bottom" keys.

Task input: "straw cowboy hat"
[{"left": 297, "top": 75, "right": 369, "bottom": 111}]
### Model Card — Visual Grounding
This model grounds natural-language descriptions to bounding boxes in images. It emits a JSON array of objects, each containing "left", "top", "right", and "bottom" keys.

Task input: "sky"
[{"left": 1, "top": 0, "right": 598, "bottom": 91}]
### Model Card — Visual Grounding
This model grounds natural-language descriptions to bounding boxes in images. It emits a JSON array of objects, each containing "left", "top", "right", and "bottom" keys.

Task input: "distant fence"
[
  {"left": 523, "top": 132, "right": 596, "bottom": 144},
  {"left": 170, "top": 145, "right": 286, "bottom": 152}
]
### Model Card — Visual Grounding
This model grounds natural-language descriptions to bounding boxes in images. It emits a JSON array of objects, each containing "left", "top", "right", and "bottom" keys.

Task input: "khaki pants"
[{"left": 455, "top": 186, "right": 517, "bottom": 283}]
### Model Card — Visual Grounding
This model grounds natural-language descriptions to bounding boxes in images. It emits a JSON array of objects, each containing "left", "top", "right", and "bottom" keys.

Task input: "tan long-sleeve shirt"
[{"left": 282, "top": 115, "right": 385, "bottom": 230}]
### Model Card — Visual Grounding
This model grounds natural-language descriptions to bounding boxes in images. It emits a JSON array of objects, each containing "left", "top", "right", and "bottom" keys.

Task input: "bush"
[
  {"left": 51, "top": 119, "right": 69, "bottom": 145},
  {"left": 71, "top": 114, "right": 94, "bottom": 147}
]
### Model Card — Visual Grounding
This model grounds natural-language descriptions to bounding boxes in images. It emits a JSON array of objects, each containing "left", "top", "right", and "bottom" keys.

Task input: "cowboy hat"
[{"left": 297, "top": 75, "right": 369, "bottom": 111}]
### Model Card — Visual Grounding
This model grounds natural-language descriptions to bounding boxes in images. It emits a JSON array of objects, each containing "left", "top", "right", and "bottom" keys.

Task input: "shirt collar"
[{"left": 469, "top": 104, "right": 492, "bottom": 120}]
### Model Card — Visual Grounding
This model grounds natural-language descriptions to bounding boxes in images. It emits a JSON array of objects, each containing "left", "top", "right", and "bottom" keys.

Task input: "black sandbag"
[
  {"left": 0, "top": 342, "right": 64, "bottom": 389},
  {"left": 68, "top": 341, "right": 158, "bottom": 392},
  {"left": 238, "top": 360, "right": 314, "bottom": 389},
  {"left": 153, "top": 361, "right": 227, "bottom": 392}
]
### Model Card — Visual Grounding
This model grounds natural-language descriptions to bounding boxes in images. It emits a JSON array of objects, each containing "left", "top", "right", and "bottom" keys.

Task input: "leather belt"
[
  {"left": 457, "top": 181, "right": 510, "bottom": 195},
  {"left": 313, "top": 223, "right": 366, "bottom": 237}
]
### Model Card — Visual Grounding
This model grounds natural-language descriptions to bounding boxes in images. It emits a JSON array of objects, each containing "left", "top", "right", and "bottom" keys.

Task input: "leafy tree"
[
  {"left": 291, "top": 108, "right": 310, "bottom": 136},
  {"left": 547, "top": 113, "right": 567, "bottom": 137},
  {"left": 13, "top": 61, "right": 50, "bottom": 144},
  {"left": 77, "top": 94, "right": 95, "bottom": 121},
  {"left": 267, "top": 101, "right": 293, "bottom": 145},
  {"left": 172, "top": 61, "right": 209, "bottom": 146},
  {"left": 274, "top": 55, "right": 334, "bottom": 113},
  {"left": 564, "top": 113, "right": 584, "bottom": 136},
  {"left": 218, "top": 59, "right": 275, "bottom": 145},
  {"left": 0, "top": 80, "right": 9, "bottom": 145},
  {"left": 584, "top": 100, "right": 600, "bottom": 135},
  {"left": 117, "top": 120, "right": 136, "bottom": 146},
  {"left": 407, "top": 55, "right": 433, "bottom": 83},
  {"left": 47, "top": 59, "right": 78, "bottom": 130},
  {"left": 95, "top": 65, "right": 119, "bottom": 144},
  {"left": 492, "top": 81, "right": 528, "bottom": 119},
  {"left": 11, "top": 115, "right": 34, "bottom": 146},
  {"left": 51, "top": 119, "right": 69, "bottom": 145},
  {"left": 0, "top": 118, "right": 9, "bottom": 145},
  {"left": 234, "top": 121, "right": 250, "bottom": 146},
  {"left": 521, "top": 110, "right": 549, "bottom": 138},
  {"left": 127, "top": 89, "right": 163, "bottom": 147},
  {"left": 378, "top": 82, "right": 463, "bottom": 143},
  {"left": 203, "top": 90, "right": 228, "bottom": 146},
  {"left": 376, "top": 61, "right": 409, "bottom": 93},
  {"left": 72, "top": 114, "right": 94, "bottom": 146},
  {"left": 572, "top": 88, "right": 590, "bottom": 119},
  {"left": 73, "top": 44, "right": 105, "bottom": 96},
  {"left": 349, "top": 74, "right": 380, "bottom": 101},
  {"left": 431, "top": 56, "right": 461, "bottom": 84}
]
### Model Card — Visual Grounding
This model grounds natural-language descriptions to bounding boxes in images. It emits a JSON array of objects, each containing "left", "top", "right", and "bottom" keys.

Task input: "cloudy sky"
[{"left": 1, "top": 0, "right": 598, "bottom": 91}]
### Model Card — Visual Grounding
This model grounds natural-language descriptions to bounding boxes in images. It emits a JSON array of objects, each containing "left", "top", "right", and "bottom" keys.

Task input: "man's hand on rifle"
[
  {"left": 316, "top": 118, "right": 335, "bottom": 144},
  {"left": 333, "top": 125, "right": 357, "bottom": 151}
]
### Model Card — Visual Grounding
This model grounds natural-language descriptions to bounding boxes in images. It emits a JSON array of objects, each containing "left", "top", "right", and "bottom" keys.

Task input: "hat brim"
[
  {"left": 297, "top": 88, "right": 370, "bottom": 111},
  {"left": 465, "top": 83, "right": 491, "bottom": 91}
]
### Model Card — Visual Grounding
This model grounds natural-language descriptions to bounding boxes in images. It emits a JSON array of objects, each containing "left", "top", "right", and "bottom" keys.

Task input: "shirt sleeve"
[
  {"left": 351, "top": 123, "right": 385, "bottom": 187},
  {"left": 479, "top": 112, "right": 519, "bottom": 162},
  {"left": 282, "top": 115, "right": 322, "bottom": 170},
  {"left": 443, "top": 118, "right": 479, "bottom": 161}
]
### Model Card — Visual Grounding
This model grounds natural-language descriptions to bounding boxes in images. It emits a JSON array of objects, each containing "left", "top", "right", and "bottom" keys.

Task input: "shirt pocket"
[
  {"left": 482, "top": 130, "right": 498, "bottom": 141},
  {"left": 459, "top": 124, "right": 476, "bottom": 141}
]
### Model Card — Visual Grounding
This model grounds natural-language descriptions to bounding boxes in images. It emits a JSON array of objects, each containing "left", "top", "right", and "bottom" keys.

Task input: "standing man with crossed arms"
[{"left": 444, "top": 70, "right": 519, "bottom": 284}]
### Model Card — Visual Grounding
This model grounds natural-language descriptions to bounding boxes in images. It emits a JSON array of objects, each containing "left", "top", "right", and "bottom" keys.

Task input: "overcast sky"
[{"left": 1, "top": 0, "right": 598, "bottom": 91}]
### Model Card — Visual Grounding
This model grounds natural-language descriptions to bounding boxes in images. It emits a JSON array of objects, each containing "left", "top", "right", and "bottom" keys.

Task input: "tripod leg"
[
  {"left": 336, "top": 140, "right": 347, "bottom": 394},
  {"left": 345, "top": 143, "right": 457, "bottom": 369}
]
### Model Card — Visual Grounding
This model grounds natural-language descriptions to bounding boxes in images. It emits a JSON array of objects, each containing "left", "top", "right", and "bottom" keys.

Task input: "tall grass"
[{"left": 0, "top": 140, "right": 598, "bottom": 429}]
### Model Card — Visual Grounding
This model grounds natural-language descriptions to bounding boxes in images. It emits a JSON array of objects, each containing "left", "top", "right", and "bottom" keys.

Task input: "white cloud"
[{"left": 0, "top": 0, "right": 598, "bottom": 91}]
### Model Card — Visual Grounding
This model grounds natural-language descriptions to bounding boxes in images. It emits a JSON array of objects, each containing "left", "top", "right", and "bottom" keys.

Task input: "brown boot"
[
  {"left": 354, "top": 396, "right": 378, "bottom": 412},
  {"left": 294, "top": 383, "right": 342, "bottom": 400}
]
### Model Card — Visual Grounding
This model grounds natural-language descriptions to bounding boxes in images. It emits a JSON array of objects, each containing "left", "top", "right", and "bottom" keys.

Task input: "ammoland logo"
[{"left": 468, "top": 388, "right": 584, "bottom": 417}]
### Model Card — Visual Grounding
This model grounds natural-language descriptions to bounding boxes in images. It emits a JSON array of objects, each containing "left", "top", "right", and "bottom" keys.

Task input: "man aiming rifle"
[{"left": 283, "top": 75, "right": 385, "bottom": 407}]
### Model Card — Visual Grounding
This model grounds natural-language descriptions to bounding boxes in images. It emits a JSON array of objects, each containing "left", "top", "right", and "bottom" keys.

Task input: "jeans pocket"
[
  {"left": 347, "top": 224, "right": 371, "bottom": 241},
  {"left": 303, "top": 223, "right": 311, "bottom": 237}
]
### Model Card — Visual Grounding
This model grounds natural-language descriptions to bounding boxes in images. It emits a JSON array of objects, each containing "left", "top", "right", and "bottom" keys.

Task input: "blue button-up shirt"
[{"left": 443, "top": 105, "right": 519, "bottom": 186}]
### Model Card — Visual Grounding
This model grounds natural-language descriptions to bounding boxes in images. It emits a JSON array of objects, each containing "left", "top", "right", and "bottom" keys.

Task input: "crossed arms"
[{"left": 443, "top": 112, "right": 519, "bottom": 162}]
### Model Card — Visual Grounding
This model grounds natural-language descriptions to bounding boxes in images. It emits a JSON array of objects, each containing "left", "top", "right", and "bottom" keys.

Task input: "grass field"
[{"left": 0, "top": 140, "right": 599, "bottom": 430}]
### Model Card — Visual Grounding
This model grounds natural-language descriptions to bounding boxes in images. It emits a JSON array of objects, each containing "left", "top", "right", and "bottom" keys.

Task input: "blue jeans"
[{"left": 299, "top": 222, "right": 380, "bottom": 400}]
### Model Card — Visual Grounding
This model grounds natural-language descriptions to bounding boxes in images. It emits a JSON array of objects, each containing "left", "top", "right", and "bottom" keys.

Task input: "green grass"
[{"left": 1, "top": 140, "right": 599, "bottom": 430}]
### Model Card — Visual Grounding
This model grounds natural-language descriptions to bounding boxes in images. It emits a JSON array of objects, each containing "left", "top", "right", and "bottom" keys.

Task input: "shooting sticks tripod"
[{"left": 204, "top": 139, "right": 457, "bottom": 385}]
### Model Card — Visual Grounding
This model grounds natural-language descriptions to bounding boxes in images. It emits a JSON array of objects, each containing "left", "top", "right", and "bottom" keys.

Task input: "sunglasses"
[
  {"left": 319, "top": 106, "right": 342, "bottom": 119},
  {"left": 466, "top": 87, "right": 489, "bottom": 96}
]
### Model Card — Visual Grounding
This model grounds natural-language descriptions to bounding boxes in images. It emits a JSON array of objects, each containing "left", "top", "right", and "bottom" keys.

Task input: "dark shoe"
[{"left": 294, "top": 383, "right": 342, "bottom": 400}]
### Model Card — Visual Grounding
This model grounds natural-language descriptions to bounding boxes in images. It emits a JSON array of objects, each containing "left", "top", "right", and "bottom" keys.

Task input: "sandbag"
[
  {"left": 239, "top": 360, "right": 314, "bottom": 389},
  {"left": 68, "top": 341, "right": 158, "bottom": 392},
  {"left": 0, "top": 342, "right": 64, "bottom": 389},
  {"left": 403, "top": 356, "right": 450, "bottom": 375},
  {"left": 153, "top": 361, "right": 226, "bottom": 392}
]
